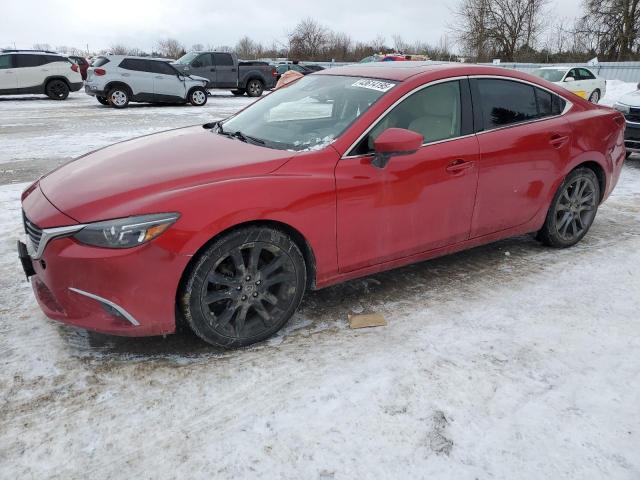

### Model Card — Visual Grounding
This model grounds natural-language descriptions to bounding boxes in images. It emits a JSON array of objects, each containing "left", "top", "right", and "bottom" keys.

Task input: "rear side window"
[
  {"left": 43, "top": 55, "right": 65, "bottom": 64},
  {"left": 0, "top": 55, "right": 12, "bottom": 69},
  {"left": 92, "top": 57, "right": 110, "bottom": 67},
  {"left": 16, "top": 54, "right": 46, "bottom": 68},
  {"left": 552, "top": 95, "right": 566, "bottom": 115},
  {"left": 213, "top": 53, "right": 234, "bottom": 66},
  {"left": 475, "top": 79, "right": 538, "bottom": 129}
]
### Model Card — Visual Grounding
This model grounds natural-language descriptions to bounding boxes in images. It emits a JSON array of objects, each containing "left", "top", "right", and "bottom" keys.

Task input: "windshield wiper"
[{"left": 229, "top": 130, "right": 265, "bottom": 146}]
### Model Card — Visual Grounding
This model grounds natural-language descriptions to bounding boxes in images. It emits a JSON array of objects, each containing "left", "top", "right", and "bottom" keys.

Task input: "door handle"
[
  {"left": 446, "top": 159, "right": 474, "bottom": 174},
  {"left": 549, "top": 133, "right": 569, "bottom": 148},
  {"left": 121, "top": 73, "right": 130, "bottom": 77},
  {"left": 231, "top": 68, "right": 237, "bottom": 72},
  {"left": 210, "top": 68, "right": 216, "bottom": 71},
  {"left": 155, "top": 75, "right": 164, "bottom": 79}
]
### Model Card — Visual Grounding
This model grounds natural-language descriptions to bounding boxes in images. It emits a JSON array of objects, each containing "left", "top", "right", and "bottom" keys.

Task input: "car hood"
[
  {"left": 39, "top": 125, "right": 294, "bottom": 222},
  {"left": 618, "top": 89, "right": 640, "bottom": 107},
  {"left": 187, "top": 74, "right": 208, "bottom": 83}
]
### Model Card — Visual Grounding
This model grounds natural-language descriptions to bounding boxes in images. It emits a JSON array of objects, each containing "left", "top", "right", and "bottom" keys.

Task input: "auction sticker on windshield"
[{"left": 351, "top": 79, "right": 396, "bottom": 92}]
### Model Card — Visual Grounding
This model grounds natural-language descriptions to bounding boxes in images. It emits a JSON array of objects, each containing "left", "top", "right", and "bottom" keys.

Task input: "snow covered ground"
[{"left": 1, "top": 84, "right": 639, "bottom": 479}]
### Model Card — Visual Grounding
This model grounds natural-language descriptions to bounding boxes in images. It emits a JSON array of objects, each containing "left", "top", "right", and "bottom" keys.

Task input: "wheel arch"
[
  {"left": 43, "top": 75, "right": 71, "bottom": 91},
  {"left": 574, "top": 160, "right": 606, "bottom": 202},
  {"left": 104, "top": 81, "right": 132, "bottom": 95},
  {"left": 176, "top": 219, "right": 318, "bottom": 305}
]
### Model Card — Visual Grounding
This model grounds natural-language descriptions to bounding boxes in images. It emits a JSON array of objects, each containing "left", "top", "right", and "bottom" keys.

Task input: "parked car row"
[{"left": 530, "top": 66, "right": 606, "bottom": 103}]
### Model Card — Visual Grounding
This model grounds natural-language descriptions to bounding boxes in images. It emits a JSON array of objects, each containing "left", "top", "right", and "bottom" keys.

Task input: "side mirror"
[
  {"left": 371, "top": 128, "right": 423, "bottom": 169},
  {"left": 564, "top": 76, "right": 575, "bottom": 83},
  {"left": 177, "top": 74, "right": 185, "bottom": 80},
  {"left": 184, "top": 64, "right": 192, "bottom": 70}
]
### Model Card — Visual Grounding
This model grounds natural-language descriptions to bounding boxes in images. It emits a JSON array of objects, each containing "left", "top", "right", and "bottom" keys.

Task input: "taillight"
[
  {"left": 71, "top": 64, "right": 78, "bottom": 72},
  {"left": 272, "top": 68, "right": 277, "bottom": 77},
  {"left": 94, "top": 68, "right": 106, "bottom": 76}
]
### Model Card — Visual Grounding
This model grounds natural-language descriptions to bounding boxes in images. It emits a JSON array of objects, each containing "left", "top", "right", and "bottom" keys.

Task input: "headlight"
[
  {"left": 73, "top": 213, "right": 179, "bottom": 249},
  {"left": 614, "top": 103, "right": 630, "bottom": 114}
]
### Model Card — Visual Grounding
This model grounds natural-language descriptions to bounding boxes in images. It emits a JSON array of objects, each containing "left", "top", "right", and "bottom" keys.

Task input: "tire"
[
  {"left": 180, "top": 227, "right": 307, "bottom": 348},
  {"left": 96, "top": 96, "right": 109, "bottom": 106},
  {"left": 231, "top": 89, "right": 246, "bottom": 96},
  {"left": 588, "top": 89, "right": 601, "bottom": 103},
  {"left": 106, "top": 86, "right": 130, "bottom": 108},
  {"left": 538, "top": 167, "right": 600, "bottom": 248},
  {"left": 245, "top": 79, "right": 264, "bottom": 97},
  {"left": 45, "top": 79, "right": 69, "bottom": 100},
  {"left": 188, "top": 87, "right": 208, "bottom": 106}
]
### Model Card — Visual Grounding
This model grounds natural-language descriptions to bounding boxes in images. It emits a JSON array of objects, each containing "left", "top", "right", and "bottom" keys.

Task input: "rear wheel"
[
  {"left": 180, "top": 227, "right": 306, "bottom": 348},
  {"left": 96, "top": 96, "right": 109, "bottom": 106},
  {"left": 189, "top": 87, "right": 208, "bottom": 106},
  {"left": 538, "top": 167, "right": 600, "bottom": 248},
  {"left": 107, "top": 87, "right": 130, "bottom": 108},
  {"left": 588, "top": 89, "right": 601, "bottom": 103},
  {"left": 246, "top": 79, "right": 264, "bottom": 97},
  {"left": 45, "top": 79, "right": 69, "bottom": 100},
  {"left": 231, "top": 89, "right": 246, "bottom": 96}
]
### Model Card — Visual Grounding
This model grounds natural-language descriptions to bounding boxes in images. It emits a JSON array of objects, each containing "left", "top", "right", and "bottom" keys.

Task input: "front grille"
[
  {"left": 626, "top": 107, "right": 640, "bottom": 123},
  {"left": 23, "top": 211, "right": 43, "bottom": 252}
]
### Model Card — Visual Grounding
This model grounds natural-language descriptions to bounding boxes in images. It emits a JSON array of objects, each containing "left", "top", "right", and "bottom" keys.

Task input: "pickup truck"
[{"left": 172, "top": 51, "right": 277, "bottom": 97}]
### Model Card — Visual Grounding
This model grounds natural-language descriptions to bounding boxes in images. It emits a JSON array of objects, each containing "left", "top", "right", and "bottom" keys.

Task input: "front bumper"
[{"left": 20, "top": 186, "right": 189, "bottom": 337}]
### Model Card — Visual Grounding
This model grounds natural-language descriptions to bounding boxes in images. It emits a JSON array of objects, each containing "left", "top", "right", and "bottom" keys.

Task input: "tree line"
[{"left": 13, "top": 2, "right": 640, "bottom": 63}]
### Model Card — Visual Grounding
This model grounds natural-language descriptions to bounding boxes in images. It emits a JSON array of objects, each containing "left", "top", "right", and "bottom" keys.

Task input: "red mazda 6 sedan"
[{"left": 19, "top": 63, "right": 626, "bottom": 348}]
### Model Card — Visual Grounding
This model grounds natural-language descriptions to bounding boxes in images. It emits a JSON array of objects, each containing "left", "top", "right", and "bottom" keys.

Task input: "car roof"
[
  {"left": 100, "top": 55, "right": 172, "bottom": 61},
  {"left": 315, "top": 62, "right": 541, "bottom": 82},
  {"left": 1, "top": 50, "right": 64, "bottom": 56}
]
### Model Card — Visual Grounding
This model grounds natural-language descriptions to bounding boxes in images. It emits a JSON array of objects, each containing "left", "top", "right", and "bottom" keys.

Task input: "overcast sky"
[{"left": 3, "top": 0, "right": 582, "bottom": 53}]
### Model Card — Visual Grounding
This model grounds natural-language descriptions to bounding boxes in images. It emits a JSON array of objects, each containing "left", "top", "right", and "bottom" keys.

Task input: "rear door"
[
  {"left": 213, "top": 53, "right": 237, "bottom": 88},
  {"left": 15, "top": 54, "right": 46, "bottom": 89},
  {"left": 118, "top": 58, "right": 154, "bottom": 97},
  {"left": 469, "top": 78, "right": 572, "bottom": 238},
  {"left": 150, "top": 61, "right": 185, "bottom": 100},
  {"left": 0, "top": 54, "right": 17, "bottom": 92}
]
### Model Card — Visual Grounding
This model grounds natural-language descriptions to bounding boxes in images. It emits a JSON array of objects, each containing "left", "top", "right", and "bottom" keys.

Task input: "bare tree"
[
  {"left": 32, "top": 43, "right": 52, "bottom": 51},
  {"left": 371, "top": 34, "right": 387, "bottom": 53},
  {"left": 191, "top": 43, "right": 204, "bottom": 52},
  {"left": 576, "top": 0, "right": 640, "bottom": 60},
  {"left": 236, "top": 36, "right": 258, "bottom": 59},
  {"left": 451, "top": 0, "right": 548, "bottom": 61},
  {"left": 109, "top": 44, "right": 131, "bottom": 55},
  {"left": 288, "top": 18, "right": 328, "bottom": 60},
  {"left": 156, "top": 38, "right": 185, "bottom": 59}
]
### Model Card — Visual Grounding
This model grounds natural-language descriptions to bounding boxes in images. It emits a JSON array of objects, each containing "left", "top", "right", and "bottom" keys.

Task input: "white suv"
[
  {"left": 0, "top": 50, "right": 83, "bottom": 100},
  {"left": 85, "top": 55, "right": 209, "bottom": 108}
]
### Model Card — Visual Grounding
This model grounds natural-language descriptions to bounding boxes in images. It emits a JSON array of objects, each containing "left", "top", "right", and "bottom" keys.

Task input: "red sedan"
[{"left": 18, "top": 63, "right": 626, "bottom": 348}]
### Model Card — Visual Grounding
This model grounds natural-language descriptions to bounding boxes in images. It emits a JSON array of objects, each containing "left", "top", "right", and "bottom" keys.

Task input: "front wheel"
[
  {"left": 245, "top": 79, "right": 264, "bottom": 97},
  {"left": 588, "top": 89, "right": 601, "bottom": 103},
  {"left": 180, "top": 227, "right": 306, "bottom": 348},
  {"left": 189, "top": 87, "right": 208, "bottom": 106},
  {"left": 538, "top": 167, "right": 600, "bottom": 248},
  {"left": 45, "top": 79, "right": 69, "bottom": 100}
]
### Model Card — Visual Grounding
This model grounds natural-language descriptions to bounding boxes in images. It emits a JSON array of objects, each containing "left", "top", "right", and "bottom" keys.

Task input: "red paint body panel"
[{"left": 21, "top": 64, "right": 626, "bottom": 336}]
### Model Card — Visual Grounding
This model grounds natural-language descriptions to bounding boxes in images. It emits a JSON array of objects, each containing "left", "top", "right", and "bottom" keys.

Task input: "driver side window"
[
  {"left": 351, "top": 80, "right": 462, "bottom": 155},
  {"left": 193, "top": 54, "right": 212, "bottom": 68}
]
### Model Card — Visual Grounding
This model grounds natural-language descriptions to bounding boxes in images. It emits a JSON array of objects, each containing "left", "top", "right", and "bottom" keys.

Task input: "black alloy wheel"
[{"left": 181, "top": 227, "right": 306, "bottom": 348}]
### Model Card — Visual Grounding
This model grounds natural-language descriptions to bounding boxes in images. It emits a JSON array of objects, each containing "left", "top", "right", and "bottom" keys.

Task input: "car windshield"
[
  {"left": 531, "top": 69, "right": 566, "bottom": 82},
  {"left": 174, "top": 52, "right": 200, "bottom": 65},
  {"left": 221, "top": 75, "right": 397, "bottom": 151}
]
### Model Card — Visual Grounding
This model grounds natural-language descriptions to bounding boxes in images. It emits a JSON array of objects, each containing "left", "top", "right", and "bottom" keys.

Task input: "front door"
[
  {"left": 469, "top": 78, "right": 573, "bottom": 238},
  {"left": 151, "top": 61, "right": 185, "bottom": 101},
  {"left": 189, "top": 53, "right": 215, "bottom": 87},
  {"left": 335, "top": 79, "right": 480, "bottom": 272},
  {"left": 15, "top": 54, "right": 45, "bottom": 89}
]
